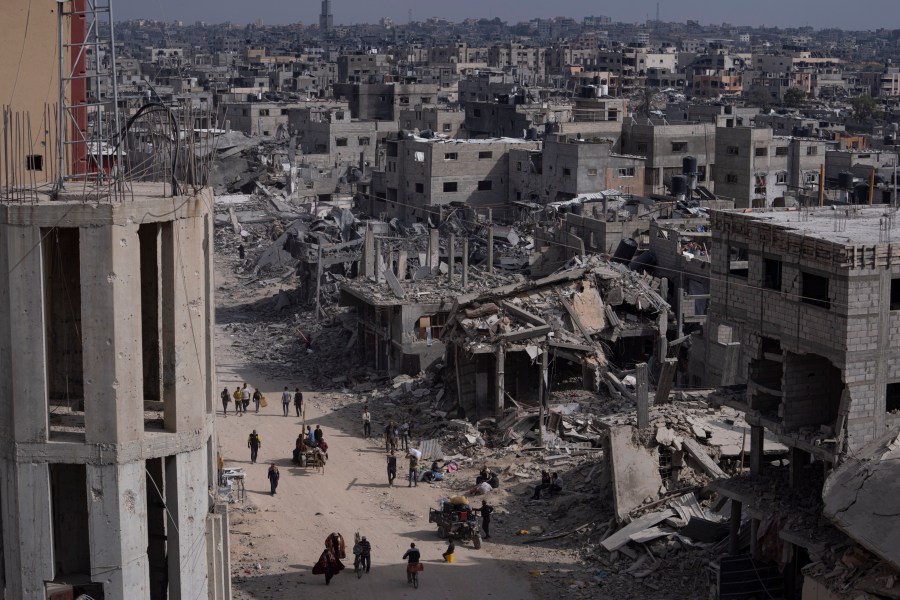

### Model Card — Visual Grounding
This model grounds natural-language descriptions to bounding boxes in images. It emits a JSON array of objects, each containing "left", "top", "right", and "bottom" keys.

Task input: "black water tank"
[
  {"left": 838, "top": 171, "right": 853, "bottom": 190},
  {"left": 671, "top": 175, "right": 688, "bottom": 197},
  {"left": 682, "top": 155, "right": 698, "bottom": 176},
  {"left": 526, "top": 127, "right": 538, "bottom": 140},
  {"left": 612, "top": 238, "right": 638, "bottom": 264},
  {"left": 570, "top": 202, "right": 583, "bottom": 215},
  {"left": 628, "top": 250, "right": 657, "bottom": 274}
]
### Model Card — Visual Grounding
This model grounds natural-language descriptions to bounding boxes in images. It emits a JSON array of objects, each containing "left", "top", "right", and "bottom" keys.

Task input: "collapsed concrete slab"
[
  {"left": 822, "top": 427, "right": 900, "bottom": 571},
  {"left": 606, "top": 425, "right": 664, "bottom": 521}
]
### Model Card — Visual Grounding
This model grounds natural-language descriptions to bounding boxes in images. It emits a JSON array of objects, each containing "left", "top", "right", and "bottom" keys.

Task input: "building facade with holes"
[
  {"left": 703, "top": 208, "right": 900, "bottom": 469},
  {"left": 0, "top": 185, "right": 229, "bottom": 599}
]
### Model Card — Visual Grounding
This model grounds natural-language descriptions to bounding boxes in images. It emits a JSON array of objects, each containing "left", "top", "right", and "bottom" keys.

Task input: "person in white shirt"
[
  {"left": 362, "top": 407, "right": 371, "bottom": 438},
  {"left": 281, "top": 387, "right": 292, "bottom": 417}
]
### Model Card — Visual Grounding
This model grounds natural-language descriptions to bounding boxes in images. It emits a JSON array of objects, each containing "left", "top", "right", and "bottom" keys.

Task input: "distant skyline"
[{"left": 113, "top": 0, "right": 897, "bottom": 31}]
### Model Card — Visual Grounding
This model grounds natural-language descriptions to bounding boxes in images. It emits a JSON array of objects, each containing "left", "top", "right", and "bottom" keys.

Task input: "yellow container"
[{"left": 445, "top": 553, "right": 454, "bottom": 563}]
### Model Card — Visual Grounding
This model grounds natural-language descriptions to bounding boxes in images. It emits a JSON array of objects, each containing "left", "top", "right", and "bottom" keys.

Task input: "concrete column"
[
  {"left": 728, "top": 500, "right": 743, "bottom": 555},
  {"left": 749, "top": 517, "right": 760, "bottom": 559},
  {"left": 80, "top": 223, "right": 144, "bottom": 444},
  {"left": 3, "top": 225, "right": 48, "bottom": 442},
  {"left": 397, "top": 249, "right": 407, "bottom": 280},
  {"left": 749, "top": 425, "right": 764, "bottom": 476},
  {"left": 87, "top": 462, "right": 150, "bottom": 599},
  {"left": 495, "top": 345, "right": 505, "bottom": 417},
  {"left": 166, "top": 449, "right": 210, "bottom": 600},
  {"left": 487, "top": 209, "right": 494, "bottom": 274},
  {"left": 448, "top": 234, "right": 455, "bottom": 283},
  {"left": 462, "top": 238, "right": 468, "bottom": 289},
  {"left": 636, "top": 363, "right": 649, "bottom": 428},
  {"left": 363, "top": 227, "right": 375, "bottom": 278},
  {"left": 0, "top": 462, "right": 53, "bottom": 599},
  {"left": 374, "top": 239, "right": 382, "bottom": 283},
  {"left": 428, "top": 229, "right": 439, "bottom": 271},
  {"left": 161, "top": 218, "right": 207, "bottom": 433}
]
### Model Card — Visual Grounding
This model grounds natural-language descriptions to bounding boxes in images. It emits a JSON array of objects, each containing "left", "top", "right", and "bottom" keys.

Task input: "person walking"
[
  {"left": 480, "top": 500, "right": 494, "bottom": 539},
  {"left": 241, "top": 383, "right": 251, "bottom": 412},
  {"left": 221, "top": 388, "right": 230, "bottom": 416},
  {"left": 399, "top": 420, "right": 410, "bottom": 451},
  {"left": 267, "top": 463, "right": 280, "bottom": 495},
  {"left": 233, "top": 386, "right": 244, "bottom": 415},
  {"left": 252, "top": 388, "right": 262, "bottom": 413},
  {"left": 383, "top": 421, "right": 393, "bottom": 452},
  {"left": 407, "top": 452, "right": 419, "bottom": 487},
  {"left": 386, "top": 451, "right": 397, "bottom": 487},
  {"left": 281, "top": 387, "right": 291, "bottom": 417},
  {"left": 293, "top": 388, "right": 303, "bottom": 417},
  {"left": 313, "top": 547, "right": 344, "bottom": 585},
  {"left": 248, "top": 430, "right": 261, "bottom": 464},
  {"left": 362, "top": 406, "right": 371, "bottom": 438}
]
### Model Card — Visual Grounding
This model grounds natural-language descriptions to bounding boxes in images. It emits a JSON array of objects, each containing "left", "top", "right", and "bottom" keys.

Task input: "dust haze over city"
[{"left": 1, "top": 0, "right": 899, "bottom": 598}]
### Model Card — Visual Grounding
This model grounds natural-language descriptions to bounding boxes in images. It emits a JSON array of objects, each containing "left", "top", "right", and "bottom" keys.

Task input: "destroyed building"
[{"left": 442, "top": 259, "right": 672, "bottom": 420}]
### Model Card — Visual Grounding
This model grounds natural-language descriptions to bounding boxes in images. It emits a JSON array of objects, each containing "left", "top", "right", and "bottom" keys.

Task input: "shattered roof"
[{"left": 444, "top": 257, "right": 672, "bottom": 365}]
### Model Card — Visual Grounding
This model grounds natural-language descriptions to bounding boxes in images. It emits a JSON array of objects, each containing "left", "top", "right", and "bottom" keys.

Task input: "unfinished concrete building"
[
  {"left": 705, "top": 208, "right": 900, "bottom": 458},
  {"left": 0, "top": 186, "right": 227, "bottom": 600}
]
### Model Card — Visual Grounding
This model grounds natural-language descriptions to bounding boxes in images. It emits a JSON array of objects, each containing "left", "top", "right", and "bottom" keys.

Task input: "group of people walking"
[{"left": 220, "top": 383, "right": 263, "bottom": 415}]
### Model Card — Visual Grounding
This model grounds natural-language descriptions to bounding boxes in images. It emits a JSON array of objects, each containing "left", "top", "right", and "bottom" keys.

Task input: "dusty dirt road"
[{"left": 214, "top": 270, "right": 545, "bottom": 599}]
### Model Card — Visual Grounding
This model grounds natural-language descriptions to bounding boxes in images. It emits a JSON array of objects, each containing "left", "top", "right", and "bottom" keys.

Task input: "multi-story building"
[
  {"left": 398, "top": 106, "right": 466, "bottom": 138},
  {"left": 622, "top": 123, "right": 717, "bottom": 195},
  {"left": 705, "top": 208, "right": 900, "bottom": 462},
  {"left": 332, "top": 82, "right": 443, "bottom": 121},
  {"left": 714, "top": 127, "right": 826, "bottom": 207},
  {"left": 371, "top": 136, "right": 540, "bottom": 223},
  {"left": 539, "top": 137, "right": 646, "bottom": 202}
]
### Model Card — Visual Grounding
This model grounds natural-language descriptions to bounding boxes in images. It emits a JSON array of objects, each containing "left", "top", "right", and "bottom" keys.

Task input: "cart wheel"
[
  {"left": 437, "top": 526, "right": 447, "bottom": 539},
  {"left": 473, "top": 534, "right": 482, "bottom": 550}
]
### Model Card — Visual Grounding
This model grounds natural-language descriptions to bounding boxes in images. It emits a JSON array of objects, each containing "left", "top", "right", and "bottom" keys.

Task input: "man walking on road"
[
  {"left": 253, "top": 388, "right": 262, "bottom": 413},
  {"left": 221, "top": 388, "right": 230, "bottom": 416},
  {"left": 267, "top": 463, "right": 280, "bottom": 495},
  {"left": 241, "top": 383, "right": 251, "bottom": 412},
  {"left": 480, "top": 499, "right": 494, "bottom": 539},
  {"left": 362, "top": 406, "right": 371, "bottom": 438},
  {"left": 281, "top": 387, "right": 291, "bottom": 417},
  {"left": 233, "top": 386, "right": 244, "bottom": 415},
  {"left": 293, "top": 388, "right": 303, "bottom": 417},
  {"left": 248, "top": 429, "right": 261, "bottom": 464},
  {"left": 407, "top": 452, "right": 419, "bottom": 487},
  {"left": 387, "top": 451, "right": 397, "bottom": 487}
]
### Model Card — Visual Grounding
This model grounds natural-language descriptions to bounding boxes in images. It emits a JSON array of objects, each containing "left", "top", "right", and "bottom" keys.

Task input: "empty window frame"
[
  {"left": 728, "top": 245, "right": 749, "bottom": 278},
  {"left": 801, "top": 272, "right": 830, "bottom": 310},
  {"left": 443, "top": 181, "right": 458, "bottom": 192},
  {"left": 763, "top": 257, "right": 782, "bottom": 290}
]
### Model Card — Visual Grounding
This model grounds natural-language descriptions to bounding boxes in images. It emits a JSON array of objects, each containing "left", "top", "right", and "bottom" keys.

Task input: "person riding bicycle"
[
  {"left": 353, "top": 535, "right": 372, "bottom": 573},
  {"left": 402, "top": 542, "right": 421, "bottom": 584}
]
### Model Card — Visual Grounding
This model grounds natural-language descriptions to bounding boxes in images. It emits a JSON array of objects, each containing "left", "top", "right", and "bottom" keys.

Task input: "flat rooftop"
[{"left": 720, "top": 207, "right": 900, "bottom": 246}]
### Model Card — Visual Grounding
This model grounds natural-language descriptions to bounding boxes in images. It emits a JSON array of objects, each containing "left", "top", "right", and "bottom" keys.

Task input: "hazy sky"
[{"left": 114, "top": 0, "right": 896, "bottom": 30}]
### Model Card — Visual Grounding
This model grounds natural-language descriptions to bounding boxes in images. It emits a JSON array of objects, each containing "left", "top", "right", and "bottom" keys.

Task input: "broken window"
[
  {"left": 636, "top": 142, "right": 648, "bottom": 153},
  {"left": 728, "top": 245, "right": 749, "bottom": 278},
  {"left": 755, "top": 147, "right": 768, "bottom": 157},
  {"left": 617, "top": 167, "right": 635, "bottom": 177},
  {"left": 442, "top": 123, "right": 452, "bottom": 131},
  {"left": 415, "top": 182, "right": 424, "bottom": 193},
  {"left": 258, "top": 109, "right": 269, "bottom": 116},
  {"left": 671, "top": 141, "right": 687, "bottom": 152},
  {"left": 563, "top": 168, "right": 572, "bottom": 177},
  {"left": 478, "top": 151, "right": 493, "bottom": 159},
  {"left": 444, "top": 152, "right": 458, "bottom": 160},
  {"left": 414, "top": 151, "right": 425, "bottom": 162},
  {"left": 587, "top": 168, "right": 598, "bottom": 176},
  {"left": 726, "top": 145, "right": 740, "bottom": 156},
  {"left": 775, "top": 146, "right": 788, "bottom": 156},
  {"left": 336, "top": 138, "right": 348, "bottom": 147},
  {"left": 801, "top": 272, "right": 830, "bottom": 310},
  {"left": 763, "top": 257, "right": 782, "bottom": 290},
  {"left": 887, "top": 383, "right": 900, "bottom": 412},
  {"left": 807, "top": 146, "right": 817, "bottom": 156},
  {"left": 477, "top": 180, "right": 492, "bottom": 191},
  {"left": 443, "top": 182, "right": 458, "bottom": 192},
  {"left": 358, "top": 136, "right": 370, "bottom": 146},
  {"left": 726, "top": 173, "right": 738, "bottom": 184}
]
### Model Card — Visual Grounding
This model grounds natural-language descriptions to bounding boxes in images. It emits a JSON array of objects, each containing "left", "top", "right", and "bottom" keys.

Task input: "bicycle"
[
  {"left": 407, "top": 563, "right": 421, "bottom": 589},
  {"left": 353, "top": 531, "right": 370, "bottom": 579}
]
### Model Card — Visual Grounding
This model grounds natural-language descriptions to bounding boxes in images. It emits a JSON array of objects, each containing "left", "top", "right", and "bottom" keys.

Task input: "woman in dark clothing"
[{"left": 313, "top": 547, "right": 344, "bottom": 585}]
